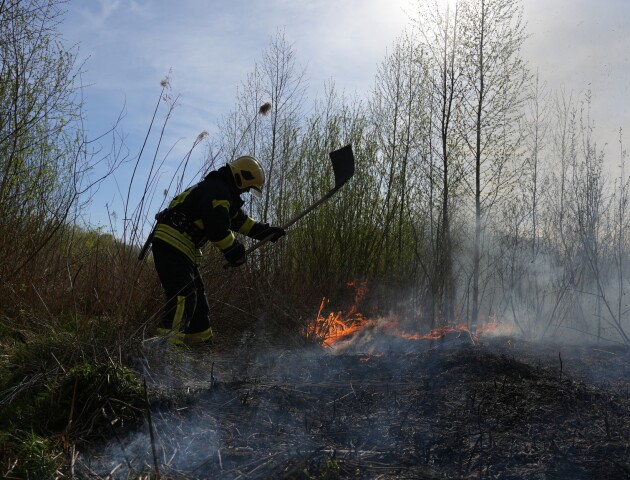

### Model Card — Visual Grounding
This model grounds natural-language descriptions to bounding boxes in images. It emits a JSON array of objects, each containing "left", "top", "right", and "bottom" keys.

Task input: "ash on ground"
[{"left": 78, "top": 332, "right": 630, "bottom": 479}]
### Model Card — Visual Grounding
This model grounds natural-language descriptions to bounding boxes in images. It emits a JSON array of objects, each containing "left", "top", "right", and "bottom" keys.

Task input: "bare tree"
[
  {"left": 458, "top": 0, "right": 529, "bottom": 325},
  {"left": 524, "top": 71, "right": 550, "bottom": 259},
  {"left": 412, "top": 0, "right": 466, "bottom": 326},
  {"left": 370, "top": 32, "right": 430, "bottom": 286},
  {"left": 0, "top": 0, "right": 87, "bottom": 279},
  {"left": 608, "top": 130, "right": 630, "bottom": 342},
  {"left": 258, "top": 29, "right": 307, "bottom": 224},
  {"left": 571, "top": 95, "right": 629, "bottom": 343}
]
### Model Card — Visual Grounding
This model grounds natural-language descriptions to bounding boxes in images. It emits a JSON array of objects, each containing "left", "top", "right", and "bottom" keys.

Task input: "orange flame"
[
  {"left": 388, "top": 316, "right": 509, "bottom": 342},
  {"left": 308, "top": 282, "right": 512, "bottom": 346},
  {"left": 308, "top": 281, "right": 370, "bottom": 346},
  {"left": 309, "top": 304, "right": 369, "bottom": 346},
  {"left": 395, "top": 324, "right": 472, "bottom": 340}
]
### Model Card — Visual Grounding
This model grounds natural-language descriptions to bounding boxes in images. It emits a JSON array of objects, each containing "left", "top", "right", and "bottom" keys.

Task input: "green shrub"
[
  {"left": 1, "top": 336, "right": 145, "bottom": 443},
  {"left": 0, "top": 430, "right": 62, "bottom": 480},
  {"left": 35, "top": 360, "right": 145, "bottom": 439}
]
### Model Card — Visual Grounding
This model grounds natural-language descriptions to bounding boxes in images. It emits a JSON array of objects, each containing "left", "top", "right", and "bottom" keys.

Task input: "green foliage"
[
  {"left": 0, "top": 430, "right": 62, "bottom": 480},
  {"left": 36, "top": 361, "right": 144, "bottom": 437},
  {"left": 302, "top": 457, "right": 340, "bottom": 480},
  {"left": 0, "top": 0, "right": 85, "bottom": 281},
  {"left": 0, "top": 332, "right": 145, "bottom": 443}
]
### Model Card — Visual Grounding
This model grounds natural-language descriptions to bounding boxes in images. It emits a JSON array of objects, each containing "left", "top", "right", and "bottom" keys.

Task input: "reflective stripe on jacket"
[
  {"left": 153, "top": 223, "right": 199, "bottom": 262},
  {"left": 153, "top": 165, "right": 262, "bottom": 260}
]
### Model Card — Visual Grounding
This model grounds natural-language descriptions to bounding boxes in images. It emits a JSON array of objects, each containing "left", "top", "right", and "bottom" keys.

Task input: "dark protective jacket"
[{"left": 153, "top": 165, "right": 267, "bottom": 262}]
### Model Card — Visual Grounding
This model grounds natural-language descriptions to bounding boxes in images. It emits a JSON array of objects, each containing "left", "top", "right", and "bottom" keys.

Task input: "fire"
[
  {"left": 395, "top": 324, "right": 470, "bottom": 340},
  {"left": 308, "top": 282, "right": 512, "bottom": 347},
  {"left": 308, "top": 281, "right": 371, "bottom": 346},
  {"left": 393, "top": 319, "right": 505, "bottom": 341}
]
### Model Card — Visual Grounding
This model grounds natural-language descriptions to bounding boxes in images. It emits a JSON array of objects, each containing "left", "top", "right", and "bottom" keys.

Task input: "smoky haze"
[
  {"left": 77, "top": 0, "right": 630, "bottom": 476},
  {"left": 77, "top": 325, "right": 630, "bottom": 478}
]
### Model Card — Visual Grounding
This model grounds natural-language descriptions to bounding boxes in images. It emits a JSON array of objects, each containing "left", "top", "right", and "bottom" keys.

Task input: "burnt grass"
[{"left": 80, "top": 334, "right": 630, "bottom": 479}]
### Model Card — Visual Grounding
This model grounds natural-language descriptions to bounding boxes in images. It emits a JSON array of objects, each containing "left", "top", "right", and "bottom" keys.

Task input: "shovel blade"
[{"left": 329, "top": 144, "right": 355, "bottom": 189}]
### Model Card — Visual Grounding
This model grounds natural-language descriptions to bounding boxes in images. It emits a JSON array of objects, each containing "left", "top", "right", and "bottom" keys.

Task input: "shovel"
[{"left": 224, "top": 144, "right": 355, "bottom": 267}]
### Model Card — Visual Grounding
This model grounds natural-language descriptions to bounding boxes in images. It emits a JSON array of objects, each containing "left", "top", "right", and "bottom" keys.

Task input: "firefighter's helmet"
[{"left": 227, "top": 156, "right": 265, "bottom": 197}]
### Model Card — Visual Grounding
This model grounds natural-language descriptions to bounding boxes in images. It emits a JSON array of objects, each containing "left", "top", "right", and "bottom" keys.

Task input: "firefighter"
[{"left": 151, "top": 155, "right": 285, "bottom": 345}]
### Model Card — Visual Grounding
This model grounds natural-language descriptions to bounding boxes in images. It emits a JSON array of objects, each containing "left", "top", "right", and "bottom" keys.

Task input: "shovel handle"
[
  {"left": 223, "top": 186, "right": 341, "bottom": 269},
  {"left": 279, "top": 186, "right": 340, "bottom": 231}
]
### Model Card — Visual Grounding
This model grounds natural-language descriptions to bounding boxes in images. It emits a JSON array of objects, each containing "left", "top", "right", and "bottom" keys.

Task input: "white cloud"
[
  {"left": 63, "top": 0, "right": 415, "bottom": 160},
  {"left": 60, "top": 0, "right": 630, "bottom": 226},
  {"left": 522, "top": 0, "right": 630, "bottom": 152}
]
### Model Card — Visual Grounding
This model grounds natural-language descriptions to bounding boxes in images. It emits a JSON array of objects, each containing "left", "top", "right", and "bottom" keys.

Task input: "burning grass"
[
  {"left": 76, "top": 333, "right": 630, "bottom": 479},
  {"left": 70, "top": 282, "right": 630, "bottom": 478},
  {"left": 306, "top": 281, "right": 514, "bottom": 349}
]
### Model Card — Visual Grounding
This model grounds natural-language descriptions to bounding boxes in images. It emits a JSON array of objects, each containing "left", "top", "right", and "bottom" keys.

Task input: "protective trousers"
[{"left": 152, "top": 240, "right": 213, "bottom": 345}]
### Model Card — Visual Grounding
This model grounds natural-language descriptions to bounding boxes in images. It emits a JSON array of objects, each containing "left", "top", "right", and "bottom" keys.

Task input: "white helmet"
[{"left": 227, "top": 156, "right": 265, "bottom": 197}]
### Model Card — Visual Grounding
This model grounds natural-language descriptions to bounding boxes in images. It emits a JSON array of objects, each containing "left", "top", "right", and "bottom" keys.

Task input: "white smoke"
[{"left": 80, "top": 413, "right": 220, "bottom": 477}]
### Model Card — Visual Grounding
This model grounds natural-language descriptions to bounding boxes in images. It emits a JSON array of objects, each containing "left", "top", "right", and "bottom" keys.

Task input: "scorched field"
[{"left": 78, "top": 329, "right": 630, "bottom": 480}]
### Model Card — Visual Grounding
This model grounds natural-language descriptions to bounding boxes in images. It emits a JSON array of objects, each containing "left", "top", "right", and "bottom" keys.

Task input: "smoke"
[
  {"left": 76, "top": 315, "right": 629, "bottom": 479},
  {"left": 80, "top": 411, "right": 220, "bottom": 477},
  {"left": 76, "top": 346, "right": 224, "bottom": 477},
  {"left": 449, "top": 219, "right": 630, "bottom": 347},
  {"left": 76, "top": 268, "right": 630, "bottom": 478},
  {"left": 77, "top": 342, "right": 328, "bottom": 478}
]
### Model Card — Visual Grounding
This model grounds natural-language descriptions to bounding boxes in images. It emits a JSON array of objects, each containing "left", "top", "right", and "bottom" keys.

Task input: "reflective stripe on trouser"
[
  {"left": 153, "top": 223, "right": 198, "bottom": 263},
  {"left": 157, "top": 326, "right": 214, "bottom": 345},
  {"left": 152, "top": 239, "right": 212, "bottom": 342}
]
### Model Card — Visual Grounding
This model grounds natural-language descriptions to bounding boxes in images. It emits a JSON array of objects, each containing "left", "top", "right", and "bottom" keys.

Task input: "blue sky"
[
  {"left": 58, "top": 0, "right": 630, "bottom": 230},
  {"left": 62, "top": 0, "right": 419, "bottom": 229}
]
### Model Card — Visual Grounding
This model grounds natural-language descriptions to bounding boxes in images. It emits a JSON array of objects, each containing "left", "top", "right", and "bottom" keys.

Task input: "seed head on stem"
[{"left": 259, "top": 102, "right": 272, "bottom": 116}]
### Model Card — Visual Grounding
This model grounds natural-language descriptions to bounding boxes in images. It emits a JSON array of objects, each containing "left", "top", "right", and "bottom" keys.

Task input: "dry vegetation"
[
  {"left": 2, "top": 0, "right": 630, "bottom": 478},
  {"left": 77, "top": 334, "right": 630, "bottom": 479}
]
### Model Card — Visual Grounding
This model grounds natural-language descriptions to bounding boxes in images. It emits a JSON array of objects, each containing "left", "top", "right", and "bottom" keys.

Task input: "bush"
[
  {"left": 0, "top": 430, "right": 62, "bottom": 480},
  {"left": 0, "top": 336, "right": 146, "bottom": 444}
]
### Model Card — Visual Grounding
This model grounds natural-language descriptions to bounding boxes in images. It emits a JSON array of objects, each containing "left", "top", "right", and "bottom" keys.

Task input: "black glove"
[
  {"left": 265, "top": 225, "right": 286, "bottom": 243},
  {"left": 251, "top": 223, "right": 286, "bottom": 243},
  {"left": 223, "top": 242, "right": 246, "bottom": 267}
]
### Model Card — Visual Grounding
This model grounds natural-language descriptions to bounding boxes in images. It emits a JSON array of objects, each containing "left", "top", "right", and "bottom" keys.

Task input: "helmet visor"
[{"left": 250, "top": 186, "right": 262, "bottom": 199}]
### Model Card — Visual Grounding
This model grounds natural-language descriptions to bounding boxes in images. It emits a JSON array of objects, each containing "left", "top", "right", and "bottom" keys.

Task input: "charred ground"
[{"left": 80, "top": 334, "right": 630, "bottom": 479}]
